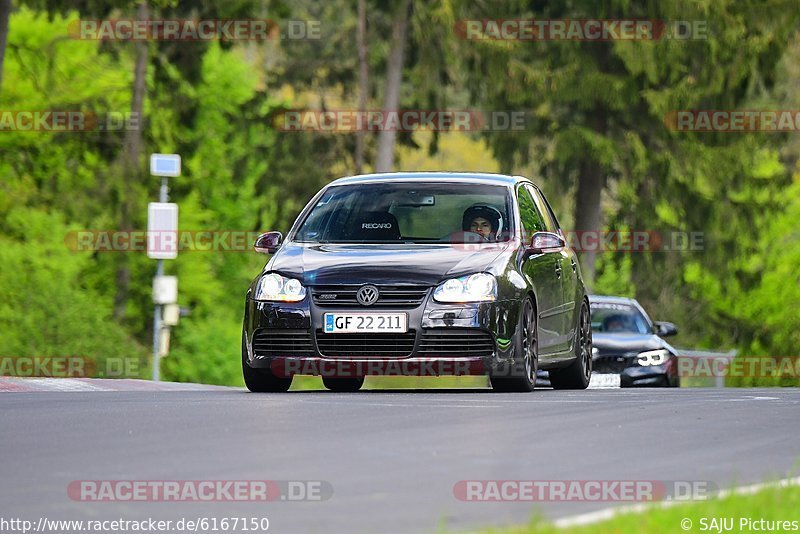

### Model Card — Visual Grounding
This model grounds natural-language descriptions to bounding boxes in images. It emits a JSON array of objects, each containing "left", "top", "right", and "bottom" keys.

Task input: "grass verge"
[{"left": 473, "top": 481, "right": 800, "bottom": 534}]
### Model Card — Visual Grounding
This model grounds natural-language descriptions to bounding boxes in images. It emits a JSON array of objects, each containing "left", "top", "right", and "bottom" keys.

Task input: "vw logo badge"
[{"left": 356, "top": 285, "right": 380, "bottom": 306}]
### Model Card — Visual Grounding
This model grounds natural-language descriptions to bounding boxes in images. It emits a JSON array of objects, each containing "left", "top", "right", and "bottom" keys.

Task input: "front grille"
[
  {"left": 252, "top": 329, "right": 313, "bottom": 357},
  {"left": 593, "top": 354, "right": 633, "bottom": 374},
  {"left": 311, "top": 285, "right": 429, "bottom": 308},
  {"left": 315, "top": 330, "right": 416, "bottom": 357},
  {"left": 418, "top": 329, "right": 495, "bottom": 357}
]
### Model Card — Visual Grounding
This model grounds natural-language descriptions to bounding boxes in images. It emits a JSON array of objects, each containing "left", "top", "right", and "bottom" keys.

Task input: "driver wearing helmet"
[{"left": 462, "top": 204, "right": 503, "bottom": 241}]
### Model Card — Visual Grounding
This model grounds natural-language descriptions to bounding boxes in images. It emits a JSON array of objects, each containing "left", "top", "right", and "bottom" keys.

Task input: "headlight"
[
  {"left": 254, "top": 273, "right": 306, "bottom": 302},
  {"left": 637, "top": 349, "right": 670, "bottom": 366},
  {"left": 433, "top": 273, "right": 497, "bottom": 303}
]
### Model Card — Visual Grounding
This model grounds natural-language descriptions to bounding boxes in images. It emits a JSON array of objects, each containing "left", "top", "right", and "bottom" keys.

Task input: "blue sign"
[{"left": 150, "top": 154, "right": 181, "bottom": 177}]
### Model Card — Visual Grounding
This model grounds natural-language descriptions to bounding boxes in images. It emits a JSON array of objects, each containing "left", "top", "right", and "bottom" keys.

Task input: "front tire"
[
  {"left": 490, "top": 298, "right": 537, "bottom": 392},
  {"left": 550, "top": 300, "right": 592, "bottom": 390},
  {"left": 322, "top": 376, "right": 365, "bottom": 392},
  {"left": 242, "top": 334, "right": 292, "bottom": 392}
]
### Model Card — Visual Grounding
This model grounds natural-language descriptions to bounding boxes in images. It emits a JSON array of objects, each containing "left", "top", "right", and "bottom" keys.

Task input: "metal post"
[
  {"left": 159, "top": 176, "right": 169, "bottom": 203},
  {"left": 152, "top": 261, "right": 163, "bottom": 381},
  {"left": 152, "top": 177, "right": 169, "bottom": 381}
]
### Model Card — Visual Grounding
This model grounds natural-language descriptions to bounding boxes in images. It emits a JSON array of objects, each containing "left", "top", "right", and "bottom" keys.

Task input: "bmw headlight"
[
  {"left": 433, "top": 273, "right": 497, "bottom": 303},
  {"left": 254, "top": 273, "right": 306, "bottom": 302},
  {"left": 637, "top": 349, "right": 670, "bottom": 367}
]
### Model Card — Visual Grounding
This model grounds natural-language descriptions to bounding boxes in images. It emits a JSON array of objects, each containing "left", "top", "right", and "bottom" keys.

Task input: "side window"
[
  {"left": 541, "top": 193, "right": 564, "bottom": 235},
  {"left": 516, "top": 185, "right": 546, "bottom": 239},
  {"left": 527, "top": 185, "right": 558, "bottom": 233}
]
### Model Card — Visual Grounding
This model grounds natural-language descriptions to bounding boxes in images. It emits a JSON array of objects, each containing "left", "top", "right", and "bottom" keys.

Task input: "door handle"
[
  {"left": 571, "top": 259, "right": 577, "bottom": 272},
  {"left": 555, "top": 264, "right": 562, "bottom": 278}
]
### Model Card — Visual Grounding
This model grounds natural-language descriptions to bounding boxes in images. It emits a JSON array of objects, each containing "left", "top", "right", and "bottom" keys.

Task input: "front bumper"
[
  {"left": 242, "top": 294, "right": 519, "bottom": 377},
  {"left": 592, "top": 355, "right": 677, "bottom": 387},
  {"left": 619, "top": 365, "right": 673, "bottom": 387}
]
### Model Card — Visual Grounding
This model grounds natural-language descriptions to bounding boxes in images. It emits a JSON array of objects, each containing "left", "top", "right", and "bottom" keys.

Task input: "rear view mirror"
[
  {"left": 254, "top": 231, "right": 283, "bottom": 254},
  {"left": 397, "top": 192, "right": 436, "bottom": 207},
  {"left": 528, "top": 231, "right": 565, "bottom": 254},
  {"left": 654, "top": 321, "right": 678, "bottom": 337}
]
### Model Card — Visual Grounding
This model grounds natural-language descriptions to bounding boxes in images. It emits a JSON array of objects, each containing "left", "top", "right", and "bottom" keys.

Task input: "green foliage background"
[{"left": 1, "top": 2, "right": 799, "bottom": 386}]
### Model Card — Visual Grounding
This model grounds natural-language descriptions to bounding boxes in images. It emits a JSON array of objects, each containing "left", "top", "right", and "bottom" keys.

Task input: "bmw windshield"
[
  {"left": 292, "top": 183, "right": 514, "bottom": 244},
  {"left": 590, "top": 302, "right": 652, "bottom": 334}
]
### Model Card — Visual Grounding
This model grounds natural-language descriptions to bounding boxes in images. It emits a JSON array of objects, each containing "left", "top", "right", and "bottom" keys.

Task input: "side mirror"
[
  {"left": 528, "top": 231, "right": 565, "bottom": 254},
  {"left": 254, "top": 231, "right": 283, "bottom": 254},
  {"left": 654, "top": 321, "right": 678, "bottom": 337}
]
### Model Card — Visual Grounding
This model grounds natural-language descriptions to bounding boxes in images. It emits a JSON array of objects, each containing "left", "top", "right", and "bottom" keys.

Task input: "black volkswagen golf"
[{"left": 242, "top": 172, "right": 592, "bottom": 392}]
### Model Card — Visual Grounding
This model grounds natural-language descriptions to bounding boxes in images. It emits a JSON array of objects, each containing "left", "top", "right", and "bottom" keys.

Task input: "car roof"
[
  {"left": 329, "top": 172, "right": 531, "bottom": 187},
  {"left": 589, "top": 295, "right": 640, "bottom": 306}
]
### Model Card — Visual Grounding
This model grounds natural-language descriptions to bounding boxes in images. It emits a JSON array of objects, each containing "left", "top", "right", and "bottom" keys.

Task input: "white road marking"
[
  {"left": 0, "top": 377, "right": 241, "bottom": 392},
  {"left": 17, "top": 379, "right": 114, "bottom": 392}
]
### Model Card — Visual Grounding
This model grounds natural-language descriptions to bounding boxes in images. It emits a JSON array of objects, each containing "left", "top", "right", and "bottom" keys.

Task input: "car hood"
[
  {"left": 592, "top": 333, "right": 674, "bottom": 355},
  {"left": 265, "top": 242, "right": 512, "bottom": 286}
]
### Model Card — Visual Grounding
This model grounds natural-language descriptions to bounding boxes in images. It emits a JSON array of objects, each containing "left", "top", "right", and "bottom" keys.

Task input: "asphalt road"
[{"left": 2, "top": 384, "right": 799, "bottom": 534}]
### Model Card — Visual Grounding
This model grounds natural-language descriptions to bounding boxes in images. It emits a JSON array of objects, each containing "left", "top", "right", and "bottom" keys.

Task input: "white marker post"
[{"left": 149, "top": 154, "right": 181, "bottom": 381}]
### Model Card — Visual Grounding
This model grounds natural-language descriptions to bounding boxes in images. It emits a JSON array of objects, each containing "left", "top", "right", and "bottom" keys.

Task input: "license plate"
[
  {"left": 323, "top": 313, "right": 407, "bottom": 333},
  {"left": 589, "top": 373, "right": 621, "bottom": 389}
]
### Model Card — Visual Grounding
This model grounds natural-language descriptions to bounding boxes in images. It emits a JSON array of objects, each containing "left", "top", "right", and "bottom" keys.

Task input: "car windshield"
[
  {"left": 292, "top": 183, "right": 514, "bottom": 244},
  {"left": 590, "top": 302, "right": 651, "bottom": 334}
]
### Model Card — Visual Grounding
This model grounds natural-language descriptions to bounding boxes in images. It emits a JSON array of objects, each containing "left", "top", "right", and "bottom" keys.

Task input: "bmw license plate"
[
  {"left": 324, "top": 313, "right": 407, "bottom": 333},
  {"left": 589, "top": 373, "right": 621, "bottom": 388}
]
